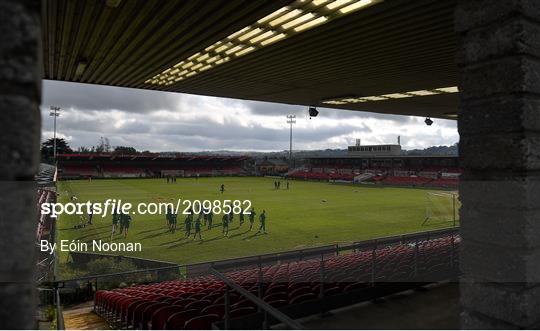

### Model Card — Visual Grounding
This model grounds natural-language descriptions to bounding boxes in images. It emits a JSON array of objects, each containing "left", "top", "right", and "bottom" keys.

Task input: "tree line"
[{"left": 40, "top": 137, "right": 146, "bottom": 163}]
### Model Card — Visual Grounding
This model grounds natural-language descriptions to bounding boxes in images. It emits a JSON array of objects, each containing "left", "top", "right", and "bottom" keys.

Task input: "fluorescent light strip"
[
  {"left": 257, "top": 7, "right": 289, "bottom": 24},
  {"left": 339, "top": 0, "right": 372, "bottom": 13},
  {"left": 260, "top": 33, "right": 287, "bottom": 46},
  {"left": 407, "top": 90, "right": 438, "bottom": 96},
  {"left": 342, "top": 97, "right": 366, "bottom": 102},
  {"left": 362, "top": 96, "right": 388, "bottom": 101},
  {"left": 294, "top": 16, "right": 328, "bottom": 32},
  {"left": 237, "top": 28, "right": 263, "bottom": 41},
  {"left": 282, "top": 13, "right": 315, "bottom": 30},
  {"left": 249, "top": 30, "right": 275, "bottom": 44},
  {"left": 227, "top": 27, "right": 250, "bottom": 40},
  {"left": 225, "top": 45, "right": 243, "bottom": 55},
  {"left": 269, "top": 9, "right": 302, "bottom": 27},
  {"left": 313, "top": 0, "right": 332, "bottom": 5},
  {"left": 435, "top": 86, "right": 459, "bottom": 93},
  {"left": 327, "top": 0, "right": 354, "bottom": 10},
  {"left": 235, "top": 46, "right": 256, "bottom": 56},
  {"left": 321, "top": 86, "right": 459, "bottom": 105},
  {"left": 145, "top": 0, "right": 383, "bottom": 85},
  {"left": 381, "top": 93, "right": 412, "bottom": 99}
]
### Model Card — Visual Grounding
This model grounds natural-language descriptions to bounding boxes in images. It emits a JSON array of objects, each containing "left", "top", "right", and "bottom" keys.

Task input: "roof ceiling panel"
[{"left": 43, "top": 0, "right": 458, "bottom": 119}]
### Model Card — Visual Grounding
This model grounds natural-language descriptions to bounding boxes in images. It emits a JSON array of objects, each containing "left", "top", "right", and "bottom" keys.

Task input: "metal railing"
[
  {"left": 50, "top": 227, "right": 458, "bottom": 291},
  {"left": 210, "top": 268, "right": 305, "bottom": 330},
  {"left": 54, "top": 286, "right": 65, "bottom": 330},
  {"left": 50, "top": 227, "right": 459, "bottom": 330},
  {"left": 211, "top": 227, "right": 459, "bottom": 272},
  {"left": 54, "top": 264, "right": 181, "bottom": 286},
  {"left": 53, "top": 264, "right": 181, "bottom": 302}
]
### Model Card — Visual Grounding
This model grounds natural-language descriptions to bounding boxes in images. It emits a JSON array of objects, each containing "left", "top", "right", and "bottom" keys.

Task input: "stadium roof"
[{"left": 43, "top": 0, "right": 458, "bottom": 119}]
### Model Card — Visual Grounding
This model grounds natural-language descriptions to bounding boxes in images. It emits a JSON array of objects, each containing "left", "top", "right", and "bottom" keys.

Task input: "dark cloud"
[
  {"left": 41, "top": 80, "right": 457, "bottom": 152},
  {"left": 43, "top": 80, "right": 180, "bottom": 113},
  {"left": 42, "top": 107, "right": 373, "bottom": 151},
  {"left": 243, "top": 98, "right": 416, "bottom": 124}
]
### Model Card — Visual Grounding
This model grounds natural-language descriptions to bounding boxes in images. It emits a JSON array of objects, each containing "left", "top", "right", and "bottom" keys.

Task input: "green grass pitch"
[{"left": 56, "top": 177, "right": 455, "bottom": 266}]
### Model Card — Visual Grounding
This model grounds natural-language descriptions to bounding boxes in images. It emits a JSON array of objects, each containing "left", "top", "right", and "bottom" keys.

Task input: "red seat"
[
  {"left": 112, "top": 296, "right": 133, "bottom": 316},
  {"left": 184, "top": 299, "right": 211, "bottom": 311},
  {"left": 188, "top": 292, "right": 208, "bottom": 300},
  {"left": 213, "top": 293, "right": 239, "bottom": 305},
  {"left": 289, "top": 293, "right": 316, "bottom": 305},
  {"left": 231, "top": 298, "right": 256, "bottom": 310},
  {"left": 263, "top": 292, "right": 288, "bottom": 302},
  {"left": 230, "top": 306, "right": 256, "bottom": 318},
  {"left": 120, "top": 298, "right": 145, "bottom": 326},
  {"left": 268, "top": 299, "right": 288, "bottom": 307},
  {"left": 165, "top": 309, "right": 199, "bottom": 329},
  {"left": 288, "top": 286, "right": 313, "bottom": 298},
  {"left": 168, "top": 290, "right": 187, "bottom": 297},
  {"left": 156, "top": 296, "right": 174, "bottom": 302},
  {"left": 184, "top": 314, "right": 221, "bottom": 330},
  {"left": 323, "top": 286, "right": 342, "bottom": 296},
  {"left": 171, "top": 297, "right": 196, "bottom": 308},
  {"left": 144, "top": 294, "right": 162, "bottom": 301},
  {"left": 139, "top": 302, "right": 168, "bottom": 329},
  {"left": 343, "top": 282, "right": 368, "bottom": 292},
  {"left": 149, "top": 306, "right": 183, "bottom": 330},
  {"left": 201, "top": 292, "right": 223, "bottom": 303},
  {"left": 287, "top": 282, "right": 310, "bottom": 292},
  {"left": 201, "top": 304, "right": 225, "bottom": 317},
  {"left": 265, "top": 284, "right": 287, "bottom": 295},
  {"left": 130, "top": 301, "right": 155, "bottom": 327}
]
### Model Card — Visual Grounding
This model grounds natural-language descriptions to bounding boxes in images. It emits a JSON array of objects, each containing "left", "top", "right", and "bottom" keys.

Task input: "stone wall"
[
  {"left": 0, "top": 0, "right": 42, "bottom": 329},
  {"left": 456, "top": 0, "right": 540, "bottom": 328}
]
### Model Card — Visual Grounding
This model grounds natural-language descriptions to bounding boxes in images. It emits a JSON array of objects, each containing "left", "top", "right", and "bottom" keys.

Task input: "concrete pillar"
[
  {"left": 0, "top": 0, "right": 42, "bottom": 329},
  {"left": 456, "top": 0, "right": 540, "bottom": 328}
]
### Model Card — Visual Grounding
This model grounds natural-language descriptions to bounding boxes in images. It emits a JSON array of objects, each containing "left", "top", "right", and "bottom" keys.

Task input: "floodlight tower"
[
  {"left": 49, "top": 106, "right": 61, "bottom": 163},
  {"left": 286, "top": 114, "right": 296, "bottom": 167}
]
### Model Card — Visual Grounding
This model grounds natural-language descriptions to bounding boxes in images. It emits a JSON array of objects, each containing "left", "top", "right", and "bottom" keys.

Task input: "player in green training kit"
[
  {"left": 197, "top": 211, "right": 204, "bottom": 227},
  {"left": 184, "top": 214, "right": 193, "bottom": 238},
  {"left": 119, "top": 211, "right": 125, "bottom": 234},
  {"left": 193, "top": 218, "right": 202, "bottom": 241},
  {"left": 207, "top": 210, "right": 213, "bottom": 230},
  {"left": 168, "top": 207, "right": 177, "bottom": 233},
  {"left": 111, "top": 210, "right": 119, "bottom": 234},
  {"left": 257, "top": 210, "right": 267, "bottom": 234},
  {"left": 249, "top": 208, "right": 256, "bottom": 231},
  {"left": 222, "top": 213, "right": 229, "bottom": 236},
  {"left": 165, "top": 207, "right": 170, "bottom": 228},
  {"left": 170, "top": 212, "right": 177, "bottom": 233},
  {"left": 239, "top": 208, "right": 244, "bottom": 226},
  {"left": 122, "top": 212, "right": 132, "bottom": 238}
]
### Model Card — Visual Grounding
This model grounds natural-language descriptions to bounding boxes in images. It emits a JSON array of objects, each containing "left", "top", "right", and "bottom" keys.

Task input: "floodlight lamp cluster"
[
  {"left": 145, "top": 0, "right": 382, "bottom": 86},
  {"left": 321, "top": 86, "right": 459, "bottom": 105}
]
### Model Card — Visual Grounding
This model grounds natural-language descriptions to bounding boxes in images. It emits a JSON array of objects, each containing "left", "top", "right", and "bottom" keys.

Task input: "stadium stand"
[
  {"left": 288, "top": 164, "right": 461, "bottom": 188},
  {"left": 287, "top": 168, "right": 360, "bottom": 181},
  {"left": 61, "top": 165, "right": 100, "bottom": 178},
  {"left": 57, "top": 154, "right": 250, "bottom": 179},
  {"left": 381, "top": 175, "right": 433, "bottom": 186},
  {"left": 428, "top": 178, "right": 459, "bottom": 188},
  {"left": 94, "top": 234, "right": 459, "bottom": 329}
]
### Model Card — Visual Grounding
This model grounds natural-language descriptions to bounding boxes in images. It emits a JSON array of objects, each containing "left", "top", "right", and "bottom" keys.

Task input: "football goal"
[{"left": 423, "top": 191, "right": 459, "bottom": 226}]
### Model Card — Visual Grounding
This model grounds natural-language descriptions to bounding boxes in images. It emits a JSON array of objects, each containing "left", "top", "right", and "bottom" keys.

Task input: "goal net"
[{"left": 423, "top": 191, "right": 459, "bottom": 226}]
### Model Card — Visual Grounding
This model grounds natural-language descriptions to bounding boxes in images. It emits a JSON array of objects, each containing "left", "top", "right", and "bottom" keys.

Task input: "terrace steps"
[{"left": 63, "top": 302, "right": 110, "bottom": 330}]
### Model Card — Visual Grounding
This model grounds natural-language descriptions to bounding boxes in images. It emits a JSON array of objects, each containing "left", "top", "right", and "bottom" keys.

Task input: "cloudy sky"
[{"left": 41, "top": 80, "right": 458, "bottom": 152}]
